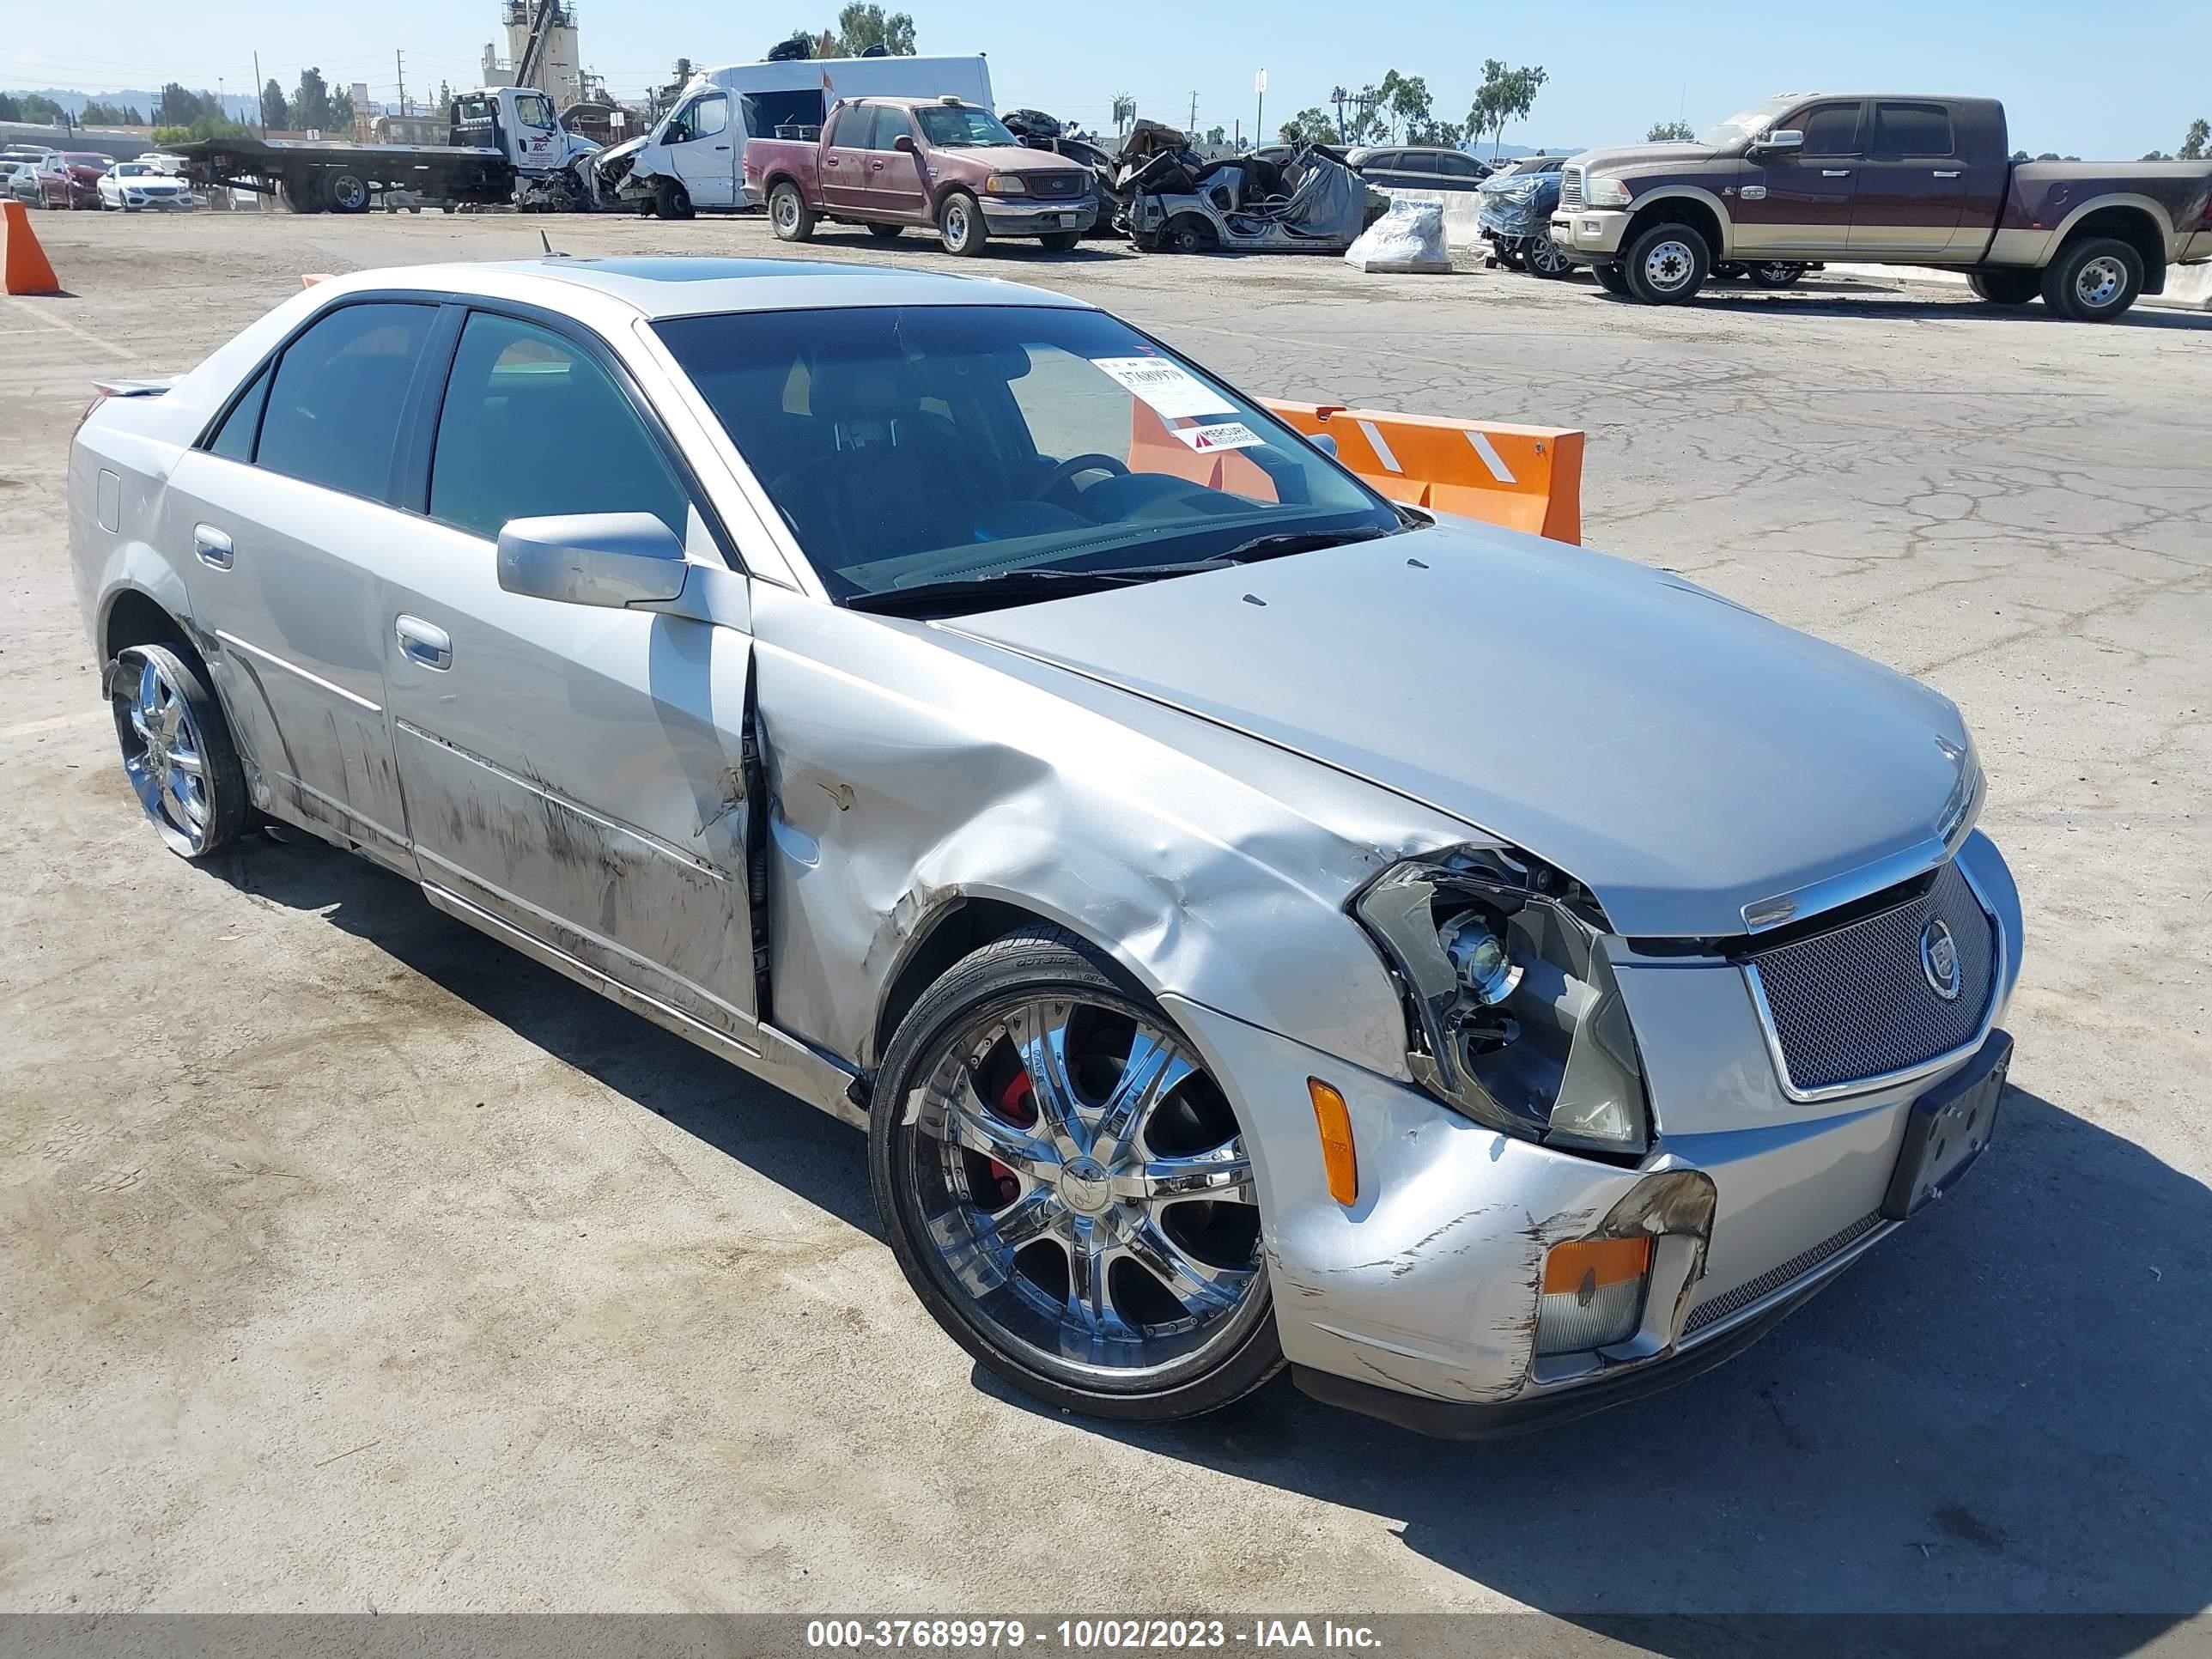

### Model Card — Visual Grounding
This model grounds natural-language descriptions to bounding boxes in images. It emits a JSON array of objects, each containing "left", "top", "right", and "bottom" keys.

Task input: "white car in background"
[
  {"left": 99, "top": 161, "right": 195, "bottom": 211},
  {"left": 137, "top": 152, "right": 191, "bottom": 175}
]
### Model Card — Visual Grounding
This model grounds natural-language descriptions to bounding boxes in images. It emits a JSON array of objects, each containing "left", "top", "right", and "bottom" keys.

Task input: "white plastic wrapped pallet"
[{"left": 1344, "top": 198, "right": 1452, "bottom": 273}]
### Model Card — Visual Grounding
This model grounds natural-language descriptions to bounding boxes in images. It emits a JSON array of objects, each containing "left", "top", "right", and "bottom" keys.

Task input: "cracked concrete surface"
[{"left": 2, "top": 213, "right": 2208, "bottom": 1633}]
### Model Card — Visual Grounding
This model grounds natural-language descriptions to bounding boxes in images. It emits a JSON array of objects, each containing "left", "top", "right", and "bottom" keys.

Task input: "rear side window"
[
  {"left": 1872, "top": 102, "right": 1955, "bottom": 158},
  {"left": 826, "top": 105, "right": 863, "bottom": 147},
  {"left": 209, "top": 366, "right": 270, "bottom": 461},
  {"left": 256, "top": 302, "right": 433, "bottom": 500},
  {"left": 428, "top": 312, "right": 690, "bottom": 541},
  {"left": 1796, "top": 104, "right": 1863, "bottom": 157}
]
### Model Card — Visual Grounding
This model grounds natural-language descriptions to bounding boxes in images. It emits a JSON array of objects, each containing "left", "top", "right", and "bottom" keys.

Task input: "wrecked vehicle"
[
  {"left": 1126, "top": 142, "right": 1378, "bottom": 254},
  {"left": 1479, "top": 155, "right": 1576, "bottom": 277},
  {"left": 69, "top": 256, "right": 2022, "bottom": 1436}
]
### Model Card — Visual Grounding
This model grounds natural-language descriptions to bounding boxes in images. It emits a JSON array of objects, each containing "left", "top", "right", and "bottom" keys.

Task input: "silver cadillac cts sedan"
[{"left": 67, "top": 257, "right": 2022, "bottom": 1436}]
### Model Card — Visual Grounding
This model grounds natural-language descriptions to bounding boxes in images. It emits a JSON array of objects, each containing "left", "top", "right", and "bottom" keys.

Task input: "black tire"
[
  {"left": 1622, "top": 220, "right": 1710, "bottom": 305},
  {"left": 1968, "top": 269, "right": 2041, "bottom": 307},
  {"left": 869, "top": 926, "right": 1284, "bottom": 1424},
  {"left": 324, "top": 170, "right": 370, "bottom": 214},
  {"left": 1162, "top": 213, "right": 1213, "bottom": 255},
  {"left": 1040, "top": 230, "right": 1081, "bottom": 252},
  {"left": 865, "top": 221, "right": 904, "bottom": 241},
  {"left": 1492, "top": 240, "right": 1526, "bottom": 271},
  {"left": 1527, "top": 236, "right": 1574, "bottom": 279},
  {"left": 768, "top": 180, "right": 815, "bottom": 241},
  {"left": 656, "top": 178, "right": 695, "bottom": 222},
  {"left": 1590, "top": 261, "right": 1630, "bottom": 295},
  {"left": 109, "top": 643, "right": 248, "bottom": 861},
  {"left": 1747, "top": 262, "right": 1808, "bottom": 289},
  {"left": 2040, "top": 237, "right": 2142, "bottom": 322},
  {"left": 280, "top": 175, "right": 325, "bottom": 214},
  {"left": 937, "top": 190, "right": 988, "bottom": 256}
]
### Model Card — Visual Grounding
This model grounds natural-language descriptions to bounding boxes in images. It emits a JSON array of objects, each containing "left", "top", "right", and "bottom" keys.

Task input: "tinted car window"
[
  {"left": 256, "top": 302, "right": 433, "bottom": 501},
  {"left": 209, "top": 366, "right": 270, "bottom": 462},
  {"left": 1435, "top": 153, "right": 1482, "bottom": 178},
  {"left": 428, "top": 312, "right": 690, "bottom": 542},
  {"left": 867, "top": 106, "right": 914, "bottom": 152},
  {"left": 1872, "top": 102, "right": 1954, "bottom": 158},
  {"left": 1796, "top": 103, "right": 1863, "bottom": 157},
  {"left": 825, "top": 105, "right": 863, "bottom": 147}
]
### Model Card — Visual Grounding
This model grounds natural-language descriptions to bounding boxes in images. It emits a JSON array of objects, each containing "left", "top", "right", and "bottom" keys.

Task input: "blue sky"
[{"left": 9, "top": 0, "right": 2207, "bottom": 156}]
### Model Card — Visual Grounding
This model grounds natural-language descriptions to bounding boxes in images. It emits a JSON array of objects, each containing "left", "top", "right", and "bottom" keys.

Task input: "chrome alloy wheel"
[
  {"left": 902, "top": 996, "right": 1264, "bottom": 1382},
  {"left": 2074, "top": 254, "right": 2128, "bottom": 312},
  {"left": 113, "top": 653, "right": 214, "bottom": 856},
  {"left": 1643, "top": 237, "right": 1697, "bottom": 294}
]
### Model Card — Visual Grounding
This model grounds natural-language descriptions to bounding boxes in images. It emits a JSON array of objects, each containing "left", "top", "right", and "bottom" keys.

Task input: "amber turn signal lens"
[
  {"left": 1306, "top": 1078, "right": 1358, "bottom": 1206},
  {"left": 1541, "top": 1236, "right": 1652, "bottom": 1295}
]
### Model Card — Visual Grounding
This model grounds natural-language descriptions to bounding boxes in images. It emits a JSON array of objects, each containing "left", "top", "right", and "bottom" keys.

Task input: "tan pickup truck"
[{"left": 1550, "top": 94, "right": 2212, "bottom": 319}]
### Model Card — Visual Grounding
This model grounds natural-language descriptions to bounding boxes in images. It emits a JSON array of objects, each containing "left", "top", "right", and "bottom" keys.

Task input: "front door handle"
[
  {"left": 193, "top": 524, "right": 233, "bottom": 568},
  {"left": 1821, "top": 168, "right": 1852, "bottom": 178},
  {"left": 1932, "top": 169, "right": 1961, "bottom": 179},
  {"left": 394, "top": 614, "right": 453, "bottom": 672},
  {"left": 714, "top": 143, "right": 729, "bottom": 151}
]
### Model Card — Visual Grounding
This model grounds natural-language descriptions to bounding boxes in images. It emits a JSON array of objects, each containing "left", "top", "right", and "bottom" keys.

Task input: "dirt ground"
[{"left": 3, "top": 208, "right": 2209, "bottom": 1633}]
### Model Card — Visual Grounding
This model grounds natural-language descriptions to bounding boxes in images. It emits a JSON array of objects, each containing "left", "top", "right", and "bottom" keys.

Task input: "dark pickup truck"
[{"left": 1550, "top": 93, "right": 2212, "bottom": 319}]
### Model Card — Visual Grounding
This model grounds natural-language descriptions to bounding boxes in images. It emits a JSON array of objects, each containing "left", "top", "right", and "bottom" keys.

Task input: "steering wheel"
[{"left": 1032, "top": 452, "right": 1130, "bottom": 507}]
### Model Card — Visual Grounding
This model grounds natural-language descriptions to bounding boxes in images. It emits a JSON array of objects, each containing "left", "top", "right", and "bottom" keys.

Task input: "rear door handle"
[
  {"left": 714, "top": 144, "right": 729, "bottom": 151},
  {"left": 1932, "top": 169, "right": 1960, "bottom": 178},
  {"left": 193, "top": 524, "right": 233, "bottom": 568},
  {"left": 1822, "top": 169, "right": 1852, "bottom": 178},
  {"left": 394, "top": 614, "right": 453, "bottom": 672}
]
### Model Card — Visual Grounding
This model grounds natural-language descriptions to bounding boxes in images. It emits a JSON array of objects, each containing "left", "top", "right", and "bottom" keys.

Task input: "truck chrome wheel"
[
  {"left": 1642, "top": 238, "right": 1697, "bottom": 293},
  {"left": 896, "top": 993, "right": 1266, "bottom": 1387},
  {"left": 2074, "top": 255, "right": 2127, "bottom": 312}
]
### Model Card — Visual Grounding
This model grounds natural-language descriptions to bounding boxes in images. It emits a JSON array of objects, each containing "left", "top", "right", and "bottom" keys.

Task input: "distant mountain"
[{"left": 4, "top": 87, "right": 259, "bottom": 124}]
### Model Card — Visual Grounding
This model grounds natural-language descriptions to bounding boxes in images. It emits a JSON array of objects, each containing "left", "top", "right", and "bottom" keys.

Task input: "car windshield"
[
  {"left": 1700, "top": 98, "right": 1795, "bottom": 148},
  {"left": 64, "top": 154, "right": 106, "bottom": 167},
  {"left": 655, "top": 304, "right": 1400, "bottom": 605},
  {"left": 112, "top": 163, "right": 152, "bottom": 176},
  {"left": 915, "top": 106, "right": 1017, "bottom": 149}
]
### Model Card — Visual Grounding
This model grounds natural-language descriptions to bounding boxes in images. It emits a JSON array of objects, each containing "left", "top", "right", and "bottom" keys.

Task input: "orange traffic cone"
[{"left": 2, "top": 200, "right": 62, "bottom": 296}]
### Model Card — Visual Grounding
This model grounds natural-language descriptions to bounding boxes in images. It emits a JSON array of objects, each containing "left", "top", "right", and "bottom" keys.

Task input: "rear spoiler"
[{"left": 90, "top": 376, "right": 177, "bottom": 399}]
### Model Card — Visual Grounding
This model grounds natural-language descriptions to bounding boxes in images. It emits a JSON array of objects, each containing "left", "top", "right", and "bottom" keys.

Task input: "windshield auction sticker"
[
  {"left": 1171, "top": 420, "right": 1267, "bottom": 453},
  {"left": 1090, "top": 356, "right": 1237, "bottom": 419}
]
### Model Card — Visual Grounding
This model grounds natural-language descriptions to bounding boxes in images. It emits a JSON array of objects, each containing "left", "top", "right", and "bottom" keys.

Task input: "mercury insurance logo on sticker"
[
  {"left": 1172, "top": 421, "right": 1267, "bottom": 453},
  {"left": 1090, "top": 356, "right": 1237, "bottom": 420}
]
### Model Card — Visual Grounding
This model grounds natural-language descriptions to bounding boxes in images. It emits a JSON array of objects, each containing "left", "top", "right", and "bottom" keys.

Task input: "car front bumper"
[
  {"left": 981, "top": 198, "right": 1097, "bottom": 236},
  {"left": 1550, "top": 208, "right": 1631, "bottom": 262},
  {"left": 1165, "top": 830, "right": 2023, "bottom": 1437}
]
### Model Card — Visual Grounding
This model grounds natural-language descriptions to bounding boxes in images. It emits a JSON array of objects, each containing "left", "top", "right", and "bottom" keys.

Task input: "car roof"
[{"left": 305, "top": 256, "right": 1095, "bottom": 323}]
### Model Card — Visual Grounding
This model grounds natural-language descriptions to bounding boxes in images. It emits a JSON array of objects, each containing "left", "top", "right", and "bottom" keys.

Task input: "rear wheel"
[
  {"left": 1968, "top": 268, "right": 2041, "bottom": 307},
  {"left": 769, "top": 181, "right": 815, "bottom": 242},
  {"left": 865, "top": 221, "right": 904, "bottom": 242},
  {"left": 1040, "top": 230, "right": 1082, "bottom": 252},
  {"left": 2041, "top": 237, "right": 2142, "bottom": 322},
  {"left": 938, "top": 190, "right": 988, "bottom": 256},
  {"left": 1591, "top": 262, "right": 1630, "bottom": 295},
  {"left": 324, "top": 170, "right": 370, "bottom": 213},
  {"left": 1747, "top": 261, "right": 1807, "bottom": 288},
  {"left": 1623, "top": 221, "right": 1710, "bottom": 304},
  {"left": 871, "top": 928, "right": 1280, "bottom": 1424},
  {"left": 109, "top": 644, "right": 247, "bottom": 860},
  {"left": 280, "top": 175, "right": 325, "bottom": 214},
  {"left": 1161, "top": 213, "right": 1214, "bottom": 255},
  {"left": 656, "top": 178, "right": 695, "bottom": 222}
]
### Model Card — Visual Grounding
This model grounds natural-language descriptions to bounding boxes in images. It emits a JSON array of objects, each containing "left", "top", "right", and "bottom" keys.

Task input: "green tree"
[
  {"left": 1466, "top": 59, "right": 1547, "bottom": 159},
  {"left": 1407, "top": 116, "right": 1464, "bottom": 146},
  {"left": 293, "top": 68, "right": 335, "bottom": 131},
  {"left": 1647, "top": 118, "right": 1696, "bottom": 142},
  {"left": 19, "top": 93, "right": 66, "bottom": 123},
  {"left": 436, "top": 81, "right": 455, "bottom": 118},
  {"left": 80, "top": 99, "right": 144, "bottom": 125},
  {"left": 833, "top": 3, "right": 916, "bottom": 54},
  {"left": 0, "top": 94, "right": 17, "bottom": 122},
  {"left": 331, "top": 84, "right": 356, "bottom": 131},
  {"left": 152, "top": 111, "right": 251, "bottom": 145},
  {"left": 261, "top": 78, "right": 290, "bottom": 130},
  {"left": 1377, "top": 70, "right": 1433, "bottom": 143},
  {"left": 1277, "top": 106, "right": 1335, "bottom": 146},
  {"left": 2181, "top": 118, "right": 2209, "bottom": 161}
]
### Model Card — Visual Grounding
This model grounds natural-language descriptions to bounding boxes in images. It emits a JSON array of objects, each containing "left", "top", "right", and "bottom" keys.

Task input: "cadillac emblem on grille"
[{"left": 1922, "top": 918, "right": 1961, "bottom": 1000}]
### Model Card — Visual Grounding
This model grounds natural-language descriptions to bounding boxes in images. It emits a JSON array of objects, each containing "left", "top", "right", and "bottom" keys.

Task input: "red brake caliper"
[{"left": 988, "top": 1071, "right": 1037, "bottom": 1208}]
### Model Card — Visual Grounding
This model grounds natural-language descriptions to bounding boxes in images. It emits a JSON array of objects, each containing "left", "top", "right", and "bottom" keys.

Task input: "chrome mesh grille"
[
  {"left": 1745, "top": 861, "right": 1996, "bottom": 1095},
  {"left": 1685, "top": 1211, "right": 1884, "bottom": 1336},
  {"left": 1559, "top": 165, "right": 1584, "bottom": 210}
]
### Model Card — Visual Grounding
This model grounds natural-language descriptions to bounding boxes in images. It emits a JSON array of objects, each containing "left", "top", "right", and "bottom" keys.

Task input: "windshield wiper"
[{"left": 1205, "top": 524, "right": 1399, "bottom": 563}]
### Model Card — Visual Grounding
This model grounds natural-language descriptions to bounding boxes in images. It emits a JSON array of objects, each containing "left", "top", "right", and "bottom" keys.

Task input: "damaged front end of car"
[{"left": 1353, "top": 845, "right": 1652, "bottom": 1157}]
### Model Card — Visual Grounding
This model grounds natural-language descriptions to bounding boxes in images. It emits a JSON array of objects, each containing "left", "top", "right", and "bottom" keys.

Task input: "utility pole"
[
  {"left": 396, "top": 51, "right": 406, "bottom": 118},
  {"left": 1253, "top": 70, "right": 1266, "bottom": 149},
  {"left": 1188, "top": 90, "right": 1198, "bottom": 133},
  {"left": 253, "top": 51, "right": 265, "bottom": 134}
]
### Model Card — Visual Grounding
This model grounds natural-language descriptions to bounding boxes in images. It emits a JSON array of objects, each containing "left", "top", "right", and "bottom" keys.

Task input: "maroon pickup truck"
[
  {"left": 745, "top": 96, "right": 1097, "bottom": 256},
  {"left": 1549, "top": 94, "right": 2212, "bottom": 319}
]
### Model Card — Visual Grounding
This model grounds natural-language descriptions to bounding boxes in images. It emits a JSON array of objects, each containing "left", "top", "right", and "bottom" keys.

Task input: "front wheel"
[
  {"left": 769, "top": 181, "right": 815, "bottom": 242},
  {"left": 870, "top": 927, "right": 1281, "bottom": 1422},
  {"left": 2042, "top": 237, "right": 2142, "bottom": 322},
  {"left": 1622, "top": 221, "right": 1710, "bottom": 304},
  {"left": 656, "top": 178, "right": 695, "bottom": 222},
  {"left": 865, "top": 221, "right": 904, "bottom": 242},
  {"left": 109, "top": 644, "right": 248, "bottom": 860},
  {"left": 1527, "top": 236, "right": 1574, "bottom": 279},
  {"left": 1039, "top": 230, "right": 1082, "bottom": 252},
  {"left": 938, "top": 191, "right": 988, "bottom": 256}
]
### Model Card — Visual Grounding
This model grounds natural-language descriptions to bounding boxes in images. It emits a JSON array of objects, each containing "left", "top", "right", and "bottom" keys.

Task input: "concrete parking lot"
[{"left": 3, "top": 210, "right": 2209, "bottom": 1635}]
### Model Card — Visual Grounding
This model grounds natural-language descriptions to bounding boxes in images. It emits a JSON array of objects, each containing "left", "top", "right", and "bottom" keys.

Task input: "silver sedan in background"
[{"left": 66, "top": 257, "right": 2022, "bottom": 1435}]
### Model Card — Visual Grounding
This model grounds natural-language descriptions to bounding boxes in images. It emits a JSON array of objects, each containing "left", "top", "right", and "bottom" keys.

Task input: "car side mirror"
[
  {"left": 1752, "top": 130, "right": 1804, "bottom": 156},
  {"left": 893, "top": 133, "right": 916, "bottom": 154},
  {"left": 1310, "top": 431, "right": 1340, "bottom": 458},
  {"left": 497, "top": 513, "right": 689, "bottom": 610}
]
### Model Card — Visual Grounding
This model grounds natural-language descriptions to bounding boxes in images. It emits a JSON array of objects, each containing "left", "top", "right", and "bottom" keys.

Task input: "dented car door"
[{"left": 378, "top": 306, "right": 762, "bottom": 1030}]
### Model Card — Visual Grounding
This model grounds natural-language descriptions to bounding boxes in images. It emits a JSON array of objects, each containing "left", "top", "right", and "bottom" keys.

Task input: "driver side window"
[
  {"left": 1794, "top": 103, "right": 1863, "bottom": 158},
  {"left": 685, "top": 94, "right": 728, "bottom": 141}
]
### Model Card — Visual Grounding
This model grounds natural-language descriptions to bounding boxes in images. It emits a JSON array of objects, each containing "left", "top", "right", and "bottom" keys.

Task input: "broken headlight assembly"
[{"left": 1354, "top": 848, "right": 1650, "bottom": 1155}]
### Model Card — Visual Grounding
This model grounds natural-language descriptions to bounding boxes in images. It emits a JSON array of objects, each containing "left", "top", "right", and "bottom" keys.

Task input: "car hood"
[
  {"left": 945, "top": 143, "right": 1085, "bottom": 175},
  {"left": 1575, "top": 143, "right": 1724, "bottom": 172},
  {"left": 942, "top": 522, "right": 1974, "bottom": 939}
]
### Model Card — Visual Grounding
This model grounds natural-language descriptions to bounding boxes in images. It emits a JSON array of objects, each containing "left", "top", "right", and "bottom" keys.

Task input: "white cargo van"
[{"left": 604, "top": 53, "right": 994, "bottom": 216}]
